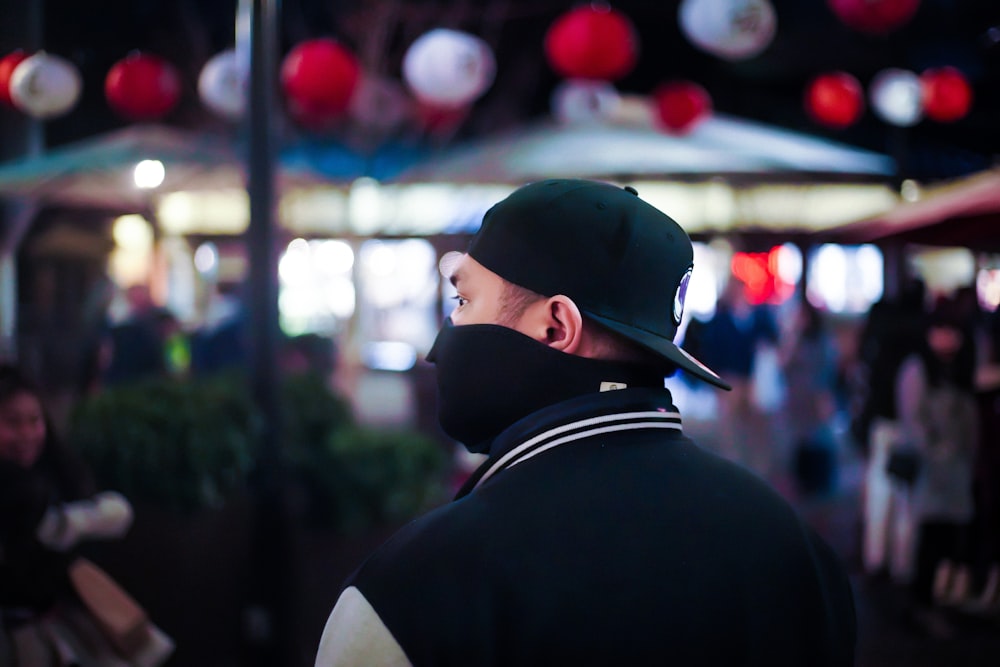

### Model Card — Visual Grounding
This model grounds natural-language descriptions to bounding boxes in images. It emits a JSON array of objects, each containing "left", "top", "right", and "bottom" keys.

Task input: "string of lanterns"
[{"left": 0, "top": 0, "right": 977, "bottom": 137}]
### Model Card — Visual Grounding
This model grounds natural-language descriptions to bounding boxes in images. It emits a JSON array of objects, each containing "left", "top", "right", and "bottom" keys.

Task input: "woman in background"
[
  {"left": 894, "top": 300, "right": 979, "bottom": 637},
  {"left": 0, "top": 363, "right": 166, "bottom": 666}
]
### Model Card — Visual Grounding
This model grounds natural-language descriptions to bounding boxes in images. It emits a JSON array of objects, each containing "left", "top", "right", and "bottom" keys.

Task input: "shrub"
[
  {"left": 293, "top": 425, "right": 450, "bottom": 534},
  {"left": 69, "top": 370, "right": 451, "bottom": 530},
  {"left": 68, "top": 373, "right": 259, "bottom": 514}
]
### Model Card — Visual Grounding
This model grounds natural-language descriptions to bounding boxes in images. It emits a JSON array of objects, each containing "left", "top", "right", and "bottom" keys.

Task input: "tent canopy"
[
  {"left": 0, "top": 115, "right": 901, "bottom": 246},
  {"left": 393, "top": 108, "right": 896, "bottom": 185},
  {"left": 0, "top": 124, "right": 325, "bottom": 211},
  {"left": 819, "top": 168, "right": 1000, "bottom": 252}
]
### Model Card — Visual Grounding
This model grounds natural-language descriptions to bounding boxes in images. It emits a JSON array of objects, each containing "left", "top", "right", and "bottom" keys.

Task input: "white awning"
[{"left": 394, "top": 100, "right": 895, "bottom": 185}]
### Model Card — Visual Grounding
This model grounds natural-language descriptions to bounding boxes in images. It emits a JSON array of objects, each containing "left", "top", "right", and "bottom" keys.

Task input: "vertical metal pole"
[
  {"left": 884, "top": 125, "right": 910, "bottom": 300},
  {"left": 244, "top": 0, "right": 290, "bottom": 663},
  {"left": 246, "top": 3, "right": 280, "bottom": 418}
]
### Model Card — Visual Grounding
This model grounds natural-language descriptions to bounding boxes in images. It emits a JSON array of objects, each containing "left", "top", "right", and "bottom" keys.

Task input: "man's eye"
[{"left": 452, "top": 295, "right": 468, "bottom": 307}]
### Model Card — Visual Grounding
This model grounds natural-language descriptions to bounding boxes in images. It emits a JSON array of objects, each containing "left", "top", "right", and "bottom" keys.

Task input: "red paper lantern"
[
  {"left": 805, "top": 72, "right": 864, "bottom": 128},
  {"left": 653, "top": 81, "right": 712, "bottom": 135},
  {"left": 544, "top": 5, "right": 639, "bottom": 81},
  {"left": 921, "top": 66, "right": 972, "bottom": 123},
  {"left": 281, "top": 38, "right": 360, "bottom": 128},
  {"left": 0, "top": 50, "right": 30, "bottom": 107},
  {"left": 105, "top": 52, "right": 182, "bottom": 120},
  {"left": 827, "top": 0, "right": 920, "bottom": 35}
]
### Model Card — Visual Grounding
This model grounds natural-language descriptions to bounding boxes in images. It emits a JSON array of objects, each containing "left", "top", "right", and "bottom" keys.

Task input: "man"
[
  {"left": 316, "top": 179, "right": 856, "bottom": 666},
  {"left": 100, "top": 284, "right": 172, "bottom": 386}
]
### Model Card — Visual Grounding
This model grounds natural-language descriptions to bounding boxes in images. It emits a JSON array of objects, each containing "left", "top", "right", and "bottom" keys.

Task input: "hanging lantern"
[
  {"left": 678, "top": 0, "right": 777, "bottom": 61},
  {"left": 0, "top": 50, "right": 30, "bottom": 107},
  {"left": 804, "top": 72, "right": 864, "bottom": 129},
  {"left": 9, "top": 52, "right": 82, "bottom": 120},
  {"left": 551, "top": 79, "right": 620, "bottom": 124},
  {"left": 544, "top": 5, "right": 639, "bottom": 81},
  {"left": 105, "top": 52, "right": 182, "bottom": 120},
  {"left": 869, "top": 68, "right": 923, "bottom": 127},
  {"left": 402, "top": 29, "right": 496, "bottom": 108},
  {"left": 920, "top": 66, "right": 972, "bottom": 123},
  {"left": 281, "top": 38, "right": 360, "bottom": 128},
  {"left": 653, "top": 81, "right": 712, "bottom": 135},
  {"left": 827, "top": 0, "right": 920, "bottom": 36},
  {"left": 198, "top": 49, "right": 245, "bottom": 120}
]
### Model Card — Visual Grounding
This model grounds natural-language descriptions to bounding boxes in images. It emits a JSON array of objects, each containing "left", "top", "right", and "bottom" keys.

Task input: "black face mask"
[{"left": 426, "top": 321, "right": 667, "bottom": 453}]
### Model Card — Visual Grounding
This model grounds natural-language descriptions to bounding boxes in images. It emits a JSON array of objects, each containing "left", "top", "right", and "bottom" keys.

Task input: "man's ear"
[{"left": 540, "top": 295, "right": 584, "bottom": 354}]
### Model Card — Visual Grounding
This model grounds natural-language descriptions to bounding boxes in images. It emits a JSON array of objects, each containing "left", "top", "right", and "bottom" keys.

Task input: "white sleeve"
[
  {"left": 315, "top": 586, "right": 412, "bottom": 667},
  {"left": 35, "top": 491, "right": 134, "bottom": 551}
]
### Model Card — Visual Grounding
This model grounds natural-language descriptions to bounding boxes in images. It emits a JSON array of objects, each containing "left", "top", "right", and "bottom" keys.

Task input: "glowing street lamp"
[{"left": 133, "top": 159, "right": 165, "bottom": 189}]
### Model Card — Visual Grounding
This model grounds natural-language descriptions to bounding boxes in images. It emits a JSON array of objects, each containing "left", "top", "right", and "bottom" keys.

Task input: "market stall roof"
[
  {"left": 0, "top": 124, "right": 325, "bottom": 211},
  {"left": 392, "top": 104, "right": 896, "bottom": 185},
  {"left": 818, "top": 168, "right": 1000, "bottom": 252},
  {"left": 0, "top": 114, "right": 901, "bottom": 243}
]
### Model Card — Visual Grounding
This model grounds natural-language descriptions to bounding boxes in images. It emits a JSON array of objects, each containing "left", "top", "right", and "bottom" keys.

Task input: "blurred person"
[
  {"left": 965, "top": 305, "right": 1000, "bottom": 613},
  {"left": 780, "top": 298, "right": 840, "bottom": 497},
  {"left": 857, "top": 278, "right": 929, "bottom": 580},
  {"left": 952, "top": 281, "right": 996, "bottom": 605},
  {"left": 189, "top": 281, "right": 247, "bottom": 377},
  {"left": 76, "top": 275, "right": 117, "bottom": 396},
  {"left": 892, "top": 299, "right": 979, "bottom": 637},
  {"left": 0, "top": 363, "right": 172, "bottom": 666},
  {"left": 316, "top": 179, "right": 855, "bottom": 666},
  {"left": 852, "top": 278, "right": 929, "bottom": 456},
  {"left": 99, "top": 285, "right": 175, "bottom": 387},
  {"left": 687, "top": 275, "right": 780, "bottom": 474},
  {"left": 280, "top": 333, "right": 339, "bottom": 380}
]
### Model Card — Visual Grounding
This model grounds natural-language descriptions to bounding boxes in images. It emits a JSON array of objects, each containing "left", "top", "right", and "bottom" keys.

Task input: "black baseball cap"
[{"left": 464, "top": 178, "right": 730, "bottom": 390}]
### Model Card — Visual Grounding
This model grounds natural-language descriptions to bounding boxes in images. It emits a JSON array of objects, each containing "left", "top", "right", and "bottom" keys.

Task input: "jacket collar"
[{"left": 455, "top": 387, "right": 682, "bottom": 499}]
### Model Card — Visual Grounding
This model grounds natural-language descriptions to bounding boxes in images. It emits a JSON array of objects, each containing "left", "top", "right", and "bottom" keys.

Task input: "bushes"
[
  {"left": 279, "top": 370, "right": 452, "bottom": 531},
  {"left": 68, "top": 371, "right": 451, "bottom": 530},
  {"left": 69, "top": 373, "right": 259, "bottom": 513},
  {"left": 293, "top": 425, "right": 449, "bottom": 534}
]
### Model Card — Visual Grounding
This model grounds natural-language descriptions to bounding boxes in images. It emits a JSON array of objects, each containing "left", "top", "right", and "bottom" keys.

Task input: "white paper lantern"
[
  {"left": 402, "top": 28, "right": 496, "bottom": 108},
  {"left": 9, "top": 52, "right": 81, "bottom": 119},
  {"left": 679, "top": 0, "right": 777, "bottom": 61},
  {"left": 198, "top": 49, "right": 245, "bottom": 120},
  {"left": 869, "top": 68, "right": 924, "bottom": 127},
  {"left": 551, "top": 79, "right": 621, "bottom": 124},
  {"left": 349, "top": 74, "right": 412, "bottom": 132}
]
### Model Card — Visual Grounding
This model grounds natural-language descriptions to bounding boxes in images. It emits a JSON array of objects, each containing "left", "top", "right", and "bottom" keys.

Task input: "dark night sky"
[{"left": 28, "top": 0, "right": 1000, "bottom": 182}]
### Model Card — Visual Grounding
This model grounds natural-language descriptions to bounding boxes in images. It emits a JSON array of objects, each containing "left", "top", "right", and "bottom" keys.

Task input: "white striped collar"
[{"left": 471, "top": 408, "right": 681, "bottom": 492}]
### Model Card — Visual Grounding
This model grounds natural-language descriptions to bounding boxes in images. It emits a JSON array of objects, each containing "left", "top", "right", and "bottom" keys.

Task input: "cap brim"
[{"left": 586, "top": 313, "right": 732, "bottom": 391}]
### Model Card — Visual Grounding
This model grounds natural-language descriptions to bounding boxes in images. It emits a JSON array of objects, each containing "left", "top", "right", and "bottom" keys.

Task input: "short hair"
[
  {"left": 497, "top": 281, "right": 662, "bottom": 366},
  {"left": 497, "top": 280, "right": 545, "bottom": 328}
]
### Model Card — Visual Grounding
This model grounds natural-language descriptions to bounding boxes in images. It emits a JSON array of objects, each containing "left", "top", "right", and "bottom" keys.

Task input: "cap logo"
[{"left": 673, "top": 267, "right": 693, "bottom": 325}]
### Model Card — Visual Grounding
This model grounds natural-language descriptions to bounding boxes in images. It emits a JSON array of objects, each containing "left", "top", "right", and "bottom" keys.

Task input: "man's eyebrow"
[{"left": 449, "top": 268, "right": 464, "bottom": 287}]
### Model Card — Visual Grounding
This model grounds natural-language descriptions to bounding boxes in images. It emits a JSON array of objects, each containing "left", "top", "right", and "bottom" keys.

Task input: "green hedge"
[
  {"left": 69, "top": 373, "right": 260, "bottom": 513},
  {"left": 292, "top": 425, "right": 449, "bottom": 534},
  {"left": 69, "top": 371, "right": 451, "bottom": 530}
]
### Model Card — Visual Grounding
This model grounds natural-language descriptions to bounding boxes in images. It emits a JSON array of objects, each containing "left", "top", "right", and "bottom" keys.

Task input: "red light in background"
[{"left": 731, "top": 247, "right": 796, "bottom": 305}]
